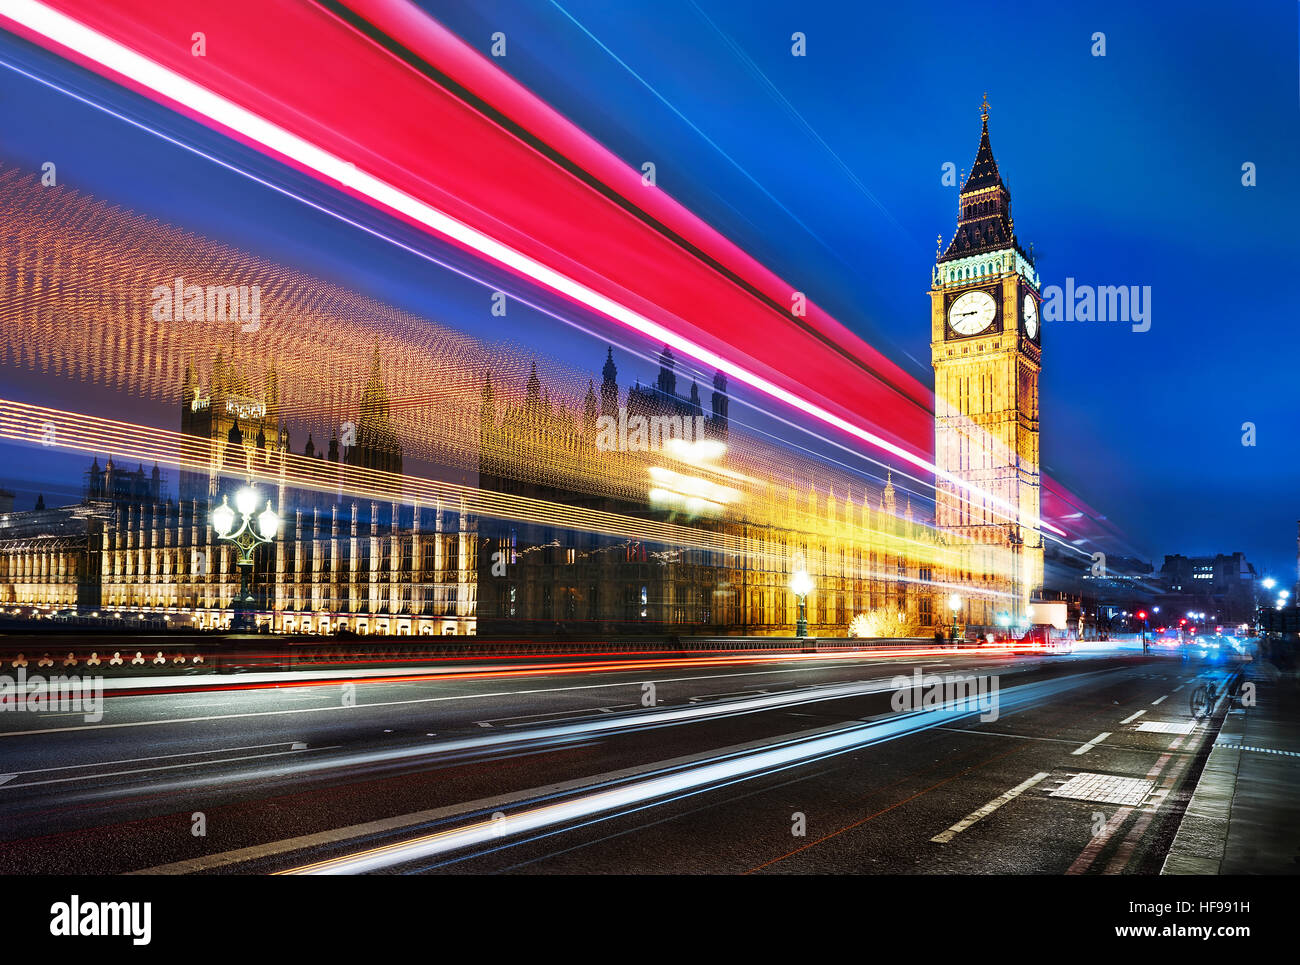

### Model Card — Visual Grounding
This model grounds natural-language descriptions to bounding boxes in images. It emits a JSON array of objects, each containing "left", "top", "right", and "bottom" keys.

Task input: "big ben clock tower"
[{"left": 930, "top": 96, "right": 1043, "bottom": 627}]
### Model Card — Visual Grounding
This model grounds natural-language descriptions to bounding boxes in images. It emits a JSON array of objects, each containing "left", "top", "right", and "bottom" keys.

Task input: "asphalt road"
[{"left": 0, "top": 645, "right": 1239, "bottom": 874}]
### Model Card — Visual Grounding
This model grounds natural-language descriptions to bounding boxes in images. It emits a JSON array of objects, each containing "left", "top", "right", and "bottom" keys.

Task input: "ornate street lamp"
[
  {"left": 1007, "top": 524, "right": 1024, "bottom": 625},
  {"left": 211, "top": 485, "right": 280, "bottom": 631},
  {"left": 790, "top": 568, "right": 814, "bottom": 637},
  {"left": 949, "top": 593, "right": 962, "bottom": 643}
]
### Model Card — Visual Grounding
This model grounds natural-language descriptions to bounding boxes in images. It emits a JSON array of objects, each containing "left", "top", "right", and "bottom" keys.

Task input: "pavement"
[{"left": 1162, "top": 659, "right": 1300, "bottom": 875}]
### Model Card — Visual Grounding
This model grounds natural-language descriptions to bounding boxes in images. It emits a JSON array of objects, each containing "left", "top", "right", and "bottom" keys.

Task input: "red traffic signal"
[{"left": 1137, "top": 610, "right": 1147, "bottom": 620}]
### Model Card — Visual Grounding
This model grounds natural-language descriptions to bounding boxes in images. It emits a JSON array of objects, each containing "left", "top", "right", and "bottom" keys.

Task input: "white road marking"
[
  {"left": 0, "top": 741, "right": 307, "bottom": 777},
  {"left": 505, "top": 713, "right": 598, "bottom": 728},
  {"left": 483, "top": 703, "right": 637, "bottom": 726},
  {"left": 1151, "top": 695, "right": 1168, "bottom": 705},
  {"left": 1071, "top": 732, "right": 1111, "bottom": 756},
  {"left": 2, "top": 745, "right": 329, "bottom": 790},
  {"left": 930, "top": 772, "right": 1050, "bottom": 843},
  {"left": 1119, "top": 710, "right": 1146, "bottom": 724},
  {"left": 1213, "top": 742, "right": 1300, "bottom": 758}
]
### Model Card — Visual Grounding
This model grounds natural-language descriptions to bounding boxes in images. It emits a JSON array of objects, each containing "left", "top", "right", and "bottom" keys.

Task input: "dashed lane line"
[
  {"left": 1071, "top": 732, "right": 1111, "bottom": 756},
  {"left": 930, "top": 772, "right": 1051, "bottom": 843}
]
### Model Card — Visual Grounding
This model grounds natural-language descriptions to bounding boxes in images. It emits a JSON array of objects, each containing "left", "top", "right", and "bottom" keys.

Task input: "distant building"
[{"left": 1158, "top": 552, "right": 1259, "bottom": 624}]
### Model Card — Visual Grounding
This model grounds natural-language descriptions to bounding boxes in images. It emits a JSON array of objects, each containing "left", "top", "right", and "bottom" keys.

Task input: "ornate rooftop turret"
[{"left": 938, "top": 94, "right": 1026, "bottom": 265}]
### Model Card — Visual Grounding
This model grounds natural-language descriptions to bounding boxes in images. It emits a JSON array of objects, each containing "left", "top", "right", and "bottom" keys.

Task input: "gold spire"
[{"left": 980, "top": 91, "right": 990, "bottom": 121}]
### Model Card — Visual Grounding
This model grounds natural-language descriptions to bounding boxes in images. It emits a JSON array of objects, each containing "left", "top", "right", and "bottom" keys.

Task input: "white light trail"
[{"left": 284, "top": 671, "right": 1113, "bottom": 873}]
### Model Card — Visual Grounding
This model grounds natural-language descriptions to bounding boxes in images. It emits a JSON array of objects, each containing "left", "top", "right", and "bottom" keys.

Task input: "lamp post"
[
  {"left": 790, "top": 568, "right": 813, "bottom": 638},
  {"left": 211, "top": 485, "right": 280, "bottom": 632},
  {"left": 949, "top": 593, "right": 962, "bottom": 644},
  {"left": 1007, "top": 524, "right": 1024, "bottom": 625}
]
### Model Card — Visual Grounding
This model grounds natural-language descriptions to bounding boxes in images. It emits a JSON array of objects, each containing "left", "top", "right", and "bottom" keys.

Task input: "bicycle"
[{"left": 1189, "top": 680, "right": 1217, "bottom": 720}]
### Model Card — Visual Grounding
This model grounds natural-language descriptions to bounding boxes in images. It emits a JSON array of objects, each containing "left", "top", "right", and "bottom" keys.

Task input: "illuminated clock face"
[
  {"left": 948, "top": 290, "right": 997, "bottom": 336},
  {"left": 1023, "top": 293, "right": 1039, "bottom": 338}
]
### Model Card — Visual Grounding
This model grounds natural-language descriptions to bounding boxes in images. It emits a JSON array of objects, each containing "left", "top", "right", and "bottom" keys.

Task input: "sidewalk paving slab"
[{"left": 1163, "top": 668, "right": 1300, "bottom": 875}]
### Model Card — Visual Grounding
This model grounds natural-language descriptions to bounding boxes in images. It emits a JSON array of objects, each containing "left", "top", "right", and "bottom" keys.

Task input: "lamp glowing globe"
[
  {"left": 257, "top": 505, "right": 280, "bottom": 540},
  {"left": 235, "top": 486, "right": 259, "bottom": 517},
  {"left": 790, "top": 569, "right": 814, "bottom": 598},
  {"left": 211, "top": 496, "right": 235, "bottom": 538}
]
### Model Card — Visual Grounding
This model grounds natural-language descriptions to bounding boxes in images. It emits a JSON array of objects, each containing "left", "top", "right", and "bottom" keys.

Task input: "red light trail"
[{"left": 0, "top": 0, "right": 1109, "bottom": 547}]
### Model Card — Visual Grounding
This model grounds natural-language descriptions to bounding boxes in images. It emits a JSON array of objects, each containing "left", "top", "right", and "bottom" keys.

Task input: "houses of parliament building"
[{"left": 0, "top": 340, "right": 947, "bottom": 638}]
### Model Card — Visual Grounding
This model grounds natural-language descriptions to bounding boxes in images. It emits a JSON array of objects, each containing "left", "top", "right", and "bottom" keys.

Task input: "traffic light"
[{"left": 1136, "top": 610, "right": 1147, "bottom": 620}]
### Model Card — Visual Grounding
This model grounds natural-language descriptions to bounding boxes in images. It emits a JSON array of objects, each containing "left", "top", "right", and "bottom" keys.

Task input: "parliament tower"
[
  {"left": 179, "top": 348, "right": 284, "bottom": 503},
  {"left": 930, "top": 96, "right": 1043, "bottom": 626}
]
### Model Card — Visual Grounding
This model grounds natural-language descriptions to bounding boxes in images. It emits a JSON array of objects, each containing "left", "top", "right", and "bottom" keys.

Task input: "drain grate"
[
  {"left": 1136, "top": 721, "right": 1197, "bottom": 734},
  {"left": 1049, "top": 772, "right": 1154, "bottom": 806}
]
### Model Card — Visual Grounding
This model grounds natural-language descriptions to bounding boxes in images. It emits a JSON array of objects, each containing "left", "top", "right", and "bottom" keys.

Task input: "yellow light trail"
[
  {"left": 0, "top": 168, "right": 1033, "bottom": 601},
  {"left": 0, "top": 398, "right": 1020, "bottom": 605}
]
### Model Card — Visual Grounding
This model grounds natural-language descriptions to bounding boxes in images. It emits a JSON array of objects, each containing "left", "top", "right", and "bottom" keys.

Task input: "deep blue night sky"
[{"left": 1, "top": 1, "right": 1298, "bottom": 579}]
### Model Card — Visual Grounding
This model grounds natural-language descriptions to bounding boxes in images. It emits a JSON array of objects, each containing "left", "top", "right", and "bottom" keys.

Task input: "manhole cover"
[
  {"left": 1136, "top": 721, "right": 1196, "bottom": 734},
  {"left": 1050, "top": 772, "right": 1154, "bottom": 806}
]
